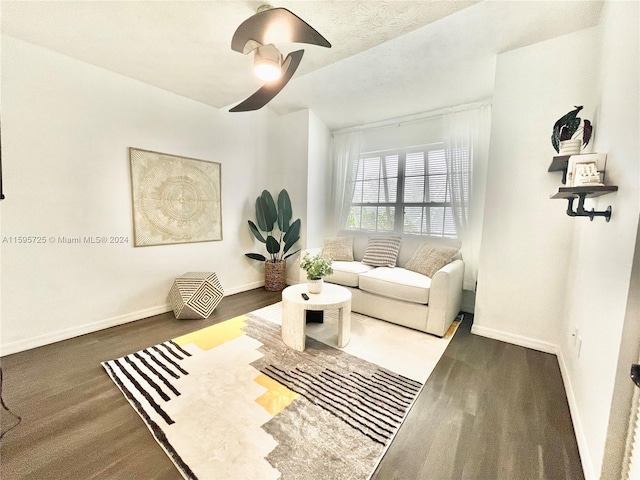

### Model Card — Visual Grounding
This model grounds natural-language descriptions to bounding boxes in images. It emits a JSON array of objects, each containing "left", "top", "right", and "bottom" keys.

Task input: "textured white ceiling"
[
  {"left": 270, "top": 0, "right": 606, "bottom": 129},
  {"left": 1, "top": 1, "right": 604, "bottom": 129}
]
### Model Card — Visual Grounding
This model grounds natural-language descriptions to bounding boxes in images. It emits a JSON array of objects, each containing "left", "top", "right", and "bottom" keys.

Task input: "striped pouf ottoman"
[{"left": 169, "top": 272, "right": 224, "bottom": 319}]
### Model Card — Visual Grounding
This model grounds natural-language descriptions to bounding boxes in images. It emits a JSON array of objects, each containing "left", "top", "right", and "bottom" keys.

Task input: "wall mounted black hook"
[{"left": 566, "top": 194, "right": 612, "bottom": 221}]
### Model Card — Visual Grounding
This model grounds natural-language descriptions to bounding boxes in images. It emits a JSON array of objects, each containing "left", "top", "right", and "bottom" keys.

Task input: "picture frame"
[
  {"left": 129, "top": 148, "right": 222, "bottom": 247},
  {"left": 566, "top": 153, "right": 607, "bottom": 187}
]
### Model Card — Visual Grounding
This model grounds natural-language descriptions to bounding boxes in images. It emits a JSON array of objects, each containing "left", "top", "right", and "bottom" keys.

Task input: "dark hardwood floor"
[
  {"left": 0, "top": 288, "right": 583, "bottom": 479},
  {"left": 372, "top": 318, "right": 584, "bottom": 480}
]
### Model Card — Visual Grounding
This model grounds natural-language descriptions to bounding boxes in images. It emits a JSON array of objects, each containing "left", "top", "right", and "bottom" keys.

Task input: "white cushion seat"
[
  {"left": 325, "top": 261, "right": 375, "bottom": 287},
  {"left": 358, "top": 267, "right": 431, "bottom": 304},
  {"left": 300, "top": 231, "right": 464, "bottom": 337}
]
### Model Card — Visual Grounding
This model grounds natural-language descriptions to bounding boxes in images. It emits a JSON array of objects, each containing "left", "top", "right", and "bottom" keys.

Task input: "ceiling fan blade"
[
  {"left": 229, "top": 50, "right": 304, "bottom": 112},
  {"left": 231, "top": 7, "right": 331, "bottom": 54}
]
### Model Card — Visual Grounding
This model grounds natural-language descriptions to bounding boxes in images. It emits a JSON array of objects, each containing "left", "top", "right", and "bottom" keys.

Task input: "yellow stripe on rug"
[
  {"left": 444, "top": 319, "right": 461, "bottom": 338},
  {"left": 173, "top": 315, "right": 247, "bottom": 350},
  {"left": 254, "top": 374, "right": 299, "bottom": 415}
]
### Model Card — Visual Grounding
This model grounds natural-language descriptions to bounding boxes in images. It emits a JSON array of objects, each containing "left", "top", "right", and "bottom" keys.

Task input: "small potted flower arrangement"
[{"left": 300, "top": 253, "right": 333, "bottom": 294}]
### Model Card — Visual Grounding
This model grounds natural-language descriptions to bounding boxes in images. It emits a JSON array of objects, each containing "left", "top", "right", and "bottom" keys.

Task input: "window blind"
[{"left": 347, "top": 144, "right": 457, "bottom": 237}]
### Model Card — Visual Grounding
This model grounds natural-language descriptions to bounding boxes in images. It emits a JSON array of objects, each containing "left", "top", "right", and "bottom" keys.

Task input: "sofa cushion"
[
  {"left": 361, "top": 235, "right": 402, "bottom": 267},
  {"left": 358, "top": 267, "right": 431, "bottom": 304},
  {"left": 337, "top": 229, "right": 462, "bottom": 266},
  {"left": 405, "top": 242, "right": 459, "bottom": 277},
  {"left": 325, "top": 261, "right": 374, "bottom": 288},
  {"left": 322, "top": 236, "right": 354, "bottom": 261}
]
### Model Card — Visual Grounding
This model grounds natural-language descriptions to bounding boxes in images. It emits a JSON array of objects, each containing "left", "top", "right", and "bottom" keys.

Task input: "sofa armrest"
[{"left": 428, "top": 259, "right": 465, "bottom": 336}]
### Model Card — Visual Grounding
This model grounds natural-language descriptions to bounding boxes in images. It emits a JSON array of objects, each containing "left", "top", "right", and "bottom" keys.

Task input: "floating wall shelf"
[
  {"left": 548, "top": 155, "right": 617, "bottom": 222},
  {"left": 550, "top": 185, "right": 619, "bottom": 199},
  {"left": 547, "top": 155, "right": 571, "bottom": 184}
]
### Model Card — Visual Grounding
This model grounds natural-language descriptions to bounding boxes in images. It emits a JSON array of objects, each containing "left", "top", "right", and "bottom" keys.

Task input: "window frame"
[{"left": 347, "top": 142, "right": 458, "bottom": 238}]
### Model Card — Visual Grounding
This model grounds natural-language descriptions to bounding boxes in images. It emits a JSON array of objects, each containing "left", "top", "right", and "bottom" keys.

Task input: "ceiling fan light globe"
[
  {"left": 254, "top": 62, "right": 282, "bottom": 82},
  {"left": 253, "top": 44, "right": 283, "bottom": 82}
]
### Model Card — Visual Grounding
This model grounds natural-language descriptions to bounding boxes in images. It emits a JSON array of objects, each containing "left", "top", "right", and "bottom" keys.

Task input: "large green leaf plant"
[{"left": 245, "top": 189, "right": 301, "bottom": 263}]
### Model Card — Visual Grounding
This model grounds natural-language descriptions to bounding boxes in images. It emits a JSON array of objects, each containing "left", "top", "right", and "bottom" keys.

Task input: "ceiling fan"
[{"left": 229, "top": 5, "right": 331, "bottom": 113}]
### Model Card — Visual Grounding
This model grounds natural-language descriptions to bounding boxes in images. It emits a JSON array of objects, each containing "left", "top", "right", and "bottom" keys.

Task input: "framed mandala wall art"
[{"left": 129, "top": 148, "right": 223, "bottom": 247}]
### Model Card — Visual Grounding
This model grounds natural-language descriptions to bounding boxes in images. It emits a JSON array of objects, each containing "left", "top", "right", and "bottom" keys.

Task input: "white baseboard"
[
  {"left": 0, "top": 281, "right": 268, "bottom": 356},
  {"left": 556, "top": 348, "right": 596, "bottom": 480},
  {"left": 470, "top": 324, "right": 558, "bottom": 354},
  {"left": 471, "top": 323, "right": 593, "bottom": 480},
  {"left": 0, "top": 303, "right": 171, "bottom": 356},
  {"left": 224, "top": 281, "right": 265, "bottom": 295}
]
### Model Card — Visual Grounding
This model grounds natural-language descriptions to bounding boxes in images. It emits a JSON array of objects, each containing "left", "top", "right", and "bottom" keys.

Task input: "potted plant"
[
  {"left": 551, "top": 105, "right": 593, "bottom": 155},
  {"left": 300, "top": 253, "right": 333, "bottom": 294},
  {"left": 245, "top": 189, "right": 301, "bottom": 291}
]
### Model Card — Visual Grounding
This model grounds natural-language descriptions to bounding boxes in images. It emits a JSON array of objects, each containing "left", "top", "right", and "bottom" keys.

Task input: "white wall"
[
  {"left": 248, "top": 108, "right": 332, "bottom": 284},
  {"left": 0, "top": 38, "right": 4, "bottom": 354},
  {"left": 0, "top": 36, "right": 272, "bottom": 354},
  {"left": 561, "top": 2, "right": 640, "bottom": 477},
  {"left": 474, "top": 26, "right": 601, "bottom": 352},
  {"left": 475, "top": 4, "right": 640, "bottom": 477},
  {"left": 262, "top": 109, "right": 310, "bottom": 285},
  {"left": 307, "top": 110, "right": 331, "bottom": 249},
  {"left": 601, "top": 216, "right": 640, "bottom": 479},
  {"left": 359, "top": 117, "right": 443, "bottom": 153}
]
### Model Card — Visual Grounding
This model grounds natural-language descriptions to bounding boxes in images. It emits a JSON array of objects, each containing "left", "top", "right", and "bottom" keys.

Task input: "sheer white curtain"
[
  {"left": 443, "top": 104, "right": 491, "bottom": 291},
  {"left": 328, "top": 130, "right": 362, "bottom": 233}
]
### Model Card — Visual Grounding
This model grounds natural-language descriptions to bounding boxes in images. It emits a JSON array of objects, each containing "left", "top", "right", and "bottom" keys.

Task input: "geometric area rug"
[{"left": 102, "top": 302, "right": 460, "bottom": 480}]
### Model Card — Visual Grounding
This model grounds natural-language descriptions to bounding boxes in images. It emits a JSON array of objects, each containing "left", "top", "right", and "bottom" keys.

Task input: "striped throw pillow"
[{"left": 361, "top": 235, "right": 402, "bottom": 268}]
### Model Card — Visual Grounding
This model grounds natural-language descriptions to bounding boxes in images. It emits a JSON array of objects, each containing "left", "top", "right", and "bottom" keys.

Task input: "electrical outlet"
[{"left": 576, "top": 336, "right": 582, "bottom": 357}]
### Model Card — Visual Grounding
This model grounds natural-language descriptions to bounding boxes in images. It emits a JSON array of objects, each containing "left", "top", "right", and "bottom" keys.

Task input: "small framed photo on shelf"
[{"left": 567, "top": 153, "right": 607, "bottom": 187}]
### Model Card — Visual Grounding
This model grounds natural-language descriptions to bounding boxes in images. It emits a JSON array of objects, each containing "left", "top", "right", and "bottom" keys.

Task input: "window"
[
  {"left": 346, "top": 143, "right": 458, "bottom": 238},
  {"left": 348, "top": 152, "right": 398, "bottom": 232}
]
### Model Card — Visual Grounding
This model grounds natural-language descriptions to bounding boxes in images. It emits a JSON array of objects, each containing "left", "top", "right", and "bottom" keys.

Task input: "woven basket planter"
[{"left": 265, "top": 260, "right": 286, "bottom": 291}]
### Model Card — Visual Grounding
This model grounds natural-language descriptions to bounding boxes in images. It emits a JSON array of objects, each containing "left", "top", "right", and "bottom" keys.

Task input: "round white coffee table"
[{"left": 281, "top": 283, "right": 352, "bottom": 352}]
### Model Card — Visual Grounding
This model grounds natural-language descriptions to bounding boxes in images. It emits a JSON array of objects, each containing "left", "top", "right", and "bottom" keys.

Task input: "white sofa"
[{"left": 303, "top": 230, "right": 464, "bottom": 337}]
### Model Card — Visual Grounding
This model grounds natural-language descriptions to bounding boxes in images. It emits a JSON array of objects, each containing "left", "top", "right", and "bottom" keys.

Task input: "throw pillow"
[
  {"left": 361, "top": 235, "right": 402, "bottom": 268},
  {"left": 322, "top": 236, "right": 354, "bottom": 261},
  {"left": 405, "top": 242, "right": 459, "bottom": 277}
]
